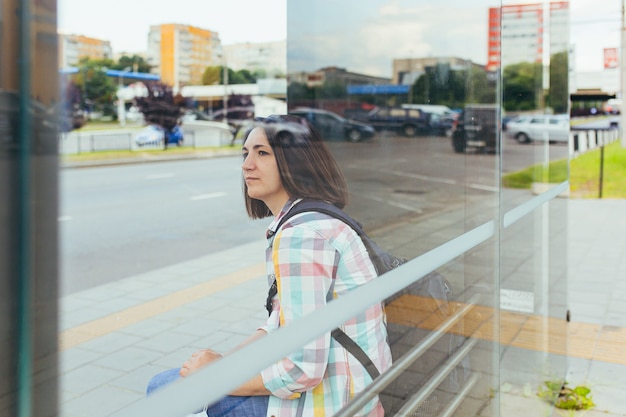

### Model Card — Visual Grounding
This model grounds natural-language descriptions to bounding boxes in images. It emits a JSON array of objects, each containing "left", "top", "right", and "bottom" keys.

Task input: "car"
[
  {"left": 363, "top": 106, "right": 429, "bottom": 137},
  {"left": 451, "top": 104, "right": 498, "bottom": 153},
  {"left": 289, "top": 107, "right": 375, "bottom": 142},
  {"left": 425, "top": 112, "right": 457, "bottom": 136},
  {"left": 505, "top": 114, "right": 569, "bottom": 144},
  {"left": 135, "top": 124, "right": 184, "bottom": 147}
]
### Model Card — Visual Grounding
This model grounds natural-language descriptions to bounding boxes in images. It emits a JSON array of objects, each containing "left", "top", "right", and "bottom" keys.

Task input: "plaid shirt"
[{"left": 260, "top": 199, "right": 392, "bottom": 417}]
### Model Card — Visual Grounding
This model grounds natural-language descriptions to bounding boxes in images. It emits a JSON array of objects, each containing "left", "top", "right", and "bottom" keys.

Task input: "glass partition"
[{"left": 48, "top": 0, "right": 569, "bottom": 416}]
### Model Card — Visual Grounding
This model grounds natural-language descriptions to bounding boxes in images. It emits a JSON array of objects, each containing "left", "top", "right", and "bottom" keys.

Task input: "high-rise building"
[
  {"left": 223, "top": 40, "right": 286, "bottom": 78},
  {"left": 58, "top": 34, "right": 113, "bottom": 68},
  {"left": 147, "top": 23, "right": 221, "bottom": 89},
  {"left": 487, "top": 1, "right": 569, "bottom": 71}
]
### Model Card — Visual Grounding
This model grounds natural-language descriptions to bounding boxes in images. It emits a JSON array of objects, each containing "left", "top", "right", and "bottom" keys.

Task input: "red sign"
[{"left": 604, "top": 48, "right": 619, "bottom": 69}]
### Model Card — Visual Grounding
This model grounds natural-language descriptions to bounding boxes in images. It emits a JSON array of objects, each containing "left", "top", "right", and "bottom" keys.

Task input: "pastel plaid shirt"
[{"left": 260, "top": 199, "right": 393, "bottom": 417}]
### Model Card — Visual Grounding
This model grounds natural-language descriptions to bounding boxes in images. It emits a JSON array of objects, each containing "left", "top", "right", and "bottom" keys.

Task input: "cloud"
[{"left": 288, "top": 0, "right": 487, "bottom": 77}]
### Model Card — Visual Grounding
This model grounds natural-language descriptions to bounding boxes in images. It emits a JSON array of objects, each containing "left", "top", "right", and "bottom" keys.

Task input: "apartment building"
[
  {"left": 147, "top": 23, "right": 221, "bottom": 89},
  {"left": 58, "top": 34, "right": 113, "bottom": 68},
  {"left": 223, "top": 40, "right": 286, "bottom": 78},
  {"left": 487, "top": 1, "right": 570, "bottom": 71}
]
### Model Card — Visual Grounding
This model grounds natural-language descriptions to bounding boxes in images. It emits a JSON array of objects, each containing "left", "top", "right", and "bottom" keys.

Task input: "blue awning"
[
  {"left": 59, "top": 67, "right": 160, "bottom": 81},
  {"left": 105, "top": 69, "right": 160, "bottom": 81},
  {"left": 347, "top": 84, "right": 410, "bottom": 95}
]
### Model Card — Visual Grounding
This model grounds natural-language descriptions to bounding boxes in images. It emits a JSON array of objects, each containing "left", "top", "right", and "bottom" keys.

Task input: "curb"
[{"left": 60, "top": 149, "right": 241, "bottom": 169}]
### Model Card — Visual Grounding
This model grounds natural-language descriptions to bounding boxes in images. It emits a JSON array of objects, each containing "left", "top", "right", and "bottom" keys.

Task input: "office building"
[{"left": 487, "top": 1, "right": 570, "bottom": 71}]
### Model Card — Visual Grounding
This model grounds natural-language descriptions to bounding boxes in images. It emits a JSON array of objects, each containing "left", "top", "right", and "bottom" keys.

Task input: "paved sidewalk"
[{"left": 58, "top": 198, "right": 626, "bottom": 417}]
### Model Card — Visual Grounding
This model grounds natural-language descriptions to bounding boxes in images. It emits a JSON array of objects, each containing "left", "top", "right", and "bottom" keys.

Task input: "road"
[{"left": 60, "top": 132, "right": 548, "bottom": 295}]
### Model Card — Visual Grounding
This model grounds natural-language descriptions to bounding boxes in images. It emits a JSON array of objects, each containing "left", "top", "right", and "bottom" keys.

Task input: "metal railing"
[{"left": 111, "top": 183, "right": 566, "bottom": 417}]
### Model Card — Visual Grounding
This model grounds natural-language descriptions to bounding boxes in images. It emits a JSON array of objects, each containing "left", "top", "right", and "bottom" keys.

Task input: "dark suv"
[
  {"left": 364, "top": 106, "right": 429, "bottom": 137},
  {"left": 451, "top": 104, "right": 499, "bottom": 153}
]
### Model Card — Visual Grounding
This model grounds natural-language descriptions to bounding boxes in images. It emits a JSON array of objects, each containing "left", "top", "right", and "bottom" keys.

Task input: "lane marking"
[
  {"left": 190, "top": 192, "right": 226, "bottom": 201},
  {"left": 469, "top": 184, "right": 499, "bottom": 192},
  {"left": 146, "top": 173, "right": 175, "bottom": 180},
  {"left": 59, "top": 262, "right": 265, "bottom": 351}
]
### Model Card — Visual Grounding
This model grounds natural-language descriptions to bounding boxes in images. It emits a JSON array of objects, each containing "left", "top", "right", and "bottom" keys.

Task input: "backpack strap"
[{"left": 271, "top": 199, "right": 381, "bottom": 380}]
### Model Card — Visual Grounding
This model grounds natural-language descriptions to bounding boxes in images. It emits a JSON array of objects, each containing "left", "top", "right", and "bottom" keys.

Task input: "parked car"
[
  {"left": 363, "top": 106, "right": 429, "bottom": 137},
  {"left": 135, "top": 124, "right": 184, "bottom": 147},
  {"left": 451, "top": 104, "right": 498, "bottom": 153},
  {"left": 426, "top": 112, "right": 457, "bottom": 136},
  {"left": 505, "top": 114, "right": 569, "bottom": 144},
  {"left": 289, "top": 107, "right": 375, "bottom": 142}
]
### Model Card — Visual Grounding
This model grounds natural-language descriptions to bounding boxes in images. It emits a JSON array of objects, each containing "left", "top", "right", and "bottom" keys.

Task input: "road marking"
[
  {"left": 146, "top": 173, "right": 175, "bottom": 180},
  {"left": 58, "top": 216, "right": 72, "bottom": 222},
  {"left": 59, "top": 262, "right": 265, "bottom": 351},
  {"left": 469, "top": 183, "right": 499, "bottom": 192},
  {"left": 190, "top": 192, "right": 226, "bottom": 200},
  {"left": 380, "top": 169, "right": 458, "bottom": 185},
  {"left": 366, "top": 195, "right": 423, "bottom": 213}
]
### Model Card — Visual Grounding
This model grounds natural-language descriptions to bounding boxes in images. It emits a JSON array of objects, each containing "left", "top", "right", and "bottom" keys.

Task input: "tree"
[
  {"left": 202, "top": 66, "right": 258, "bottom": 85},
  {"left": 548, "top": 51, "right": 569, "bottom": 114},
  {"left": 503, "top": 61, "right": 542, "bottom": 111},
  {"left": 74, "top": 58, "right": 117, "bottom": 116},
  {"left": 202, "top": 66, "right": 222, "bottom": 85},
  {"left": 111, "top": 54, "right": 152, "bottom": 73},
  {"left": 134, "top": 81, "right": 186, "bottom": 149}
]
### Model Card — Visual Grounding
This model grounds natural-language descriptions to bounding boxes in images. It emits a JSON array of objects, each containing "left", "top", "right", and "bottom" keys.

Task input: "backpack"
[{"left": 268, "top": 199, "right": 469, "bottom": 414}]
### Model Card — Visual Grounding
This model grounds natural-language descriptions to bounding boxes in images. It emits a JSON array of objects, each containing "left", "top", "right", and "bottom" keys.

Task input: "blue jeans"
[{"left": 147, "top": 368, "right": 269, "bottom": 417}]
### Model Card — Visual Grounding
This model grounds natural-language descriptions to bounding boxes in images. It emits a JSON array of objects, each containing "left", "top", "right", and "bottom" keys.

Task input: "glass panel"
[
  {"left": 288, "top": 0, "right": 500, "bottom": 415},
  {"left": 1, "top": 0, "right": 60, "bottom": 415},
  {"left": 500, "top": 1, "right": 569, "bottom": 416}
]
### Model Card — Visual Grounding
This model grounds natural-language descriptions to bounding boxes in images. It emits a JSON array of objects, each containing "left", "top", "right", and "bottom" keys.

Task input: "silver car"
[{"left": 505, "top": 114, "right": 569, "bottom": 144}]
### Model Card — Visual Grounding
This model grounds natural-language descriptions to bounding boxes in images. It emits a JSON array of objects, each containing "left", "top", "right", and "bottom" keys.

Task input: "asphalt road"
[{"left": 59, "top": 132, "right": 556, "bottom": 295}]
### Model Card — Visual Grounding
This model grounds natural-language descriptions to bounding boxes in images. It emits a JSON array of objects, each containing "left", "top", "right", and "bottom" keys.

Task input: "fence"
[
  {"left": 59, "top": 122, "right": 234, "bottom": 154},
  {"left": 569, "top": 126, "right": 621, "bottom": 158},
  {"left": 570, "top": 127, "right": 621, "bottom": 198}
]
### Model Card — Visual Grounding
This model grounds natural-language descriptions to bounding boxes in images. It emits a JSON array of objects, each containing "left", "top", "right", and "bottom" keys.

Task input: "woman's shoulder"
[{"left": 277, "top": 211, "right": 359, "bottom": 245}]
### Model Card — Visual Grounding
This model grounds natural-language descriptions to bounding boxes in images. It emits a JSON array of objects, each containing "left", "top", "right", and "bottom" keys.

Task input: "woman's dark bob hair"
[{"left": 242, "top": 114, "right": 348, "bottom": 219}]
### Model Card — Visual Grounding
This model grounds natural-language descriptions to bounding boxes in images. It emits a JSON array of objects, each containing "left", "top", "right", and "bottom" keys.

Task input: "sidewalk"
[{"left": 58, "top": 198, "right": 626, "bottom": 417}]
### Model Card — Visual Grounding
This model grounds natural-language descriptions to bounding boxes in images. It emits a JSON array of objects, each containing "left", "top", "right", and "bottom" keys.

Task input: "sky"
[
  {"left": 58, "top": 0, "right": 621, "bottom": 75},
  {"left": 57, "top": 0, "right": 288, "bottom": 51}
]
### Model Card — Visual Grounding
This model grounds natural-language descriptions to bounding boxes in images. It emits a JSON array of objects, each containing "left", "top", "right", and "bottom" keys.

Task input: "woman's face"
[{"left": 242, "top": 127, "right": 290, "bottom": 215}]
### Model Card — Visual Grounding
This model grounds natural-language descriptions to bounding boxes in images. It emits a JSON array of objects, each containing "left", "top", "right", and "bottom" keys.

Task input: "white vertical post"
[{"left": 622, "top": 0, "right": 626, "bottom": 147}]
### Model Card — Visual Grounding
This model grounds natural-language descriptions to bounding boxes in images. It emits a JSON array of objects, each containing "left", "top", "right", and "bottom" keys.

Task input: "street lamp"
[
  {"left": 118, "top": 66, "right": 132, "bottom": 126},
  {"left": 221, "top": 54, "right": 228, "bottom": 123}
]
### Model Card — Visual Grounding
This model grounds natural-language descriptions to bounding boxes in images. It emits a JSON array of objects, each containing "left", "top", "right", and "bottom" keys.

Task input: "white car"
[
  {"left": 505, "top": 114, "right": 569, "bottom": 144},
  {"left": 134, "top": 125, "right": 165, "bottom": 146}
]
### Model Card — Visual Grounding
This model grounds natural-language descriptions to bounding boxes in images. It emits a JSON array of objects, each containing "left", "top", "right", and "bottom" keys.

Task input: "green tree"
[
  {"left": 503, "top": 61, "right": 542, "bottom": 111},
  {"left": 74, "top": 58, "right": 117, "bottom": 116},
  {"left": 548, "top": 51, "right": 569, "bottom": 114},
  {"left": 202, "top": 66, "right": 222, "bottom": 85},
  {"left": 111, "top": 54, "right": 152, "bottom": 73}
]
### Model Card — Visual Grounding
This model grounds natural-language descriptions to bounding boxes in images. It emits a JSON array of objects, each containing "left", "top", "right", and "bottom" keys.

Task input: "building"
[
  {"left": 392, "top": 57, "right": 485, "bottom": 85},
  {"left": 288, "top": 66, "right": 390, "bottom": 88},
  {"left": 223, "top": 40, "right": 286, "bottom": 78},
  {"left": 487, "top": 1, "right": 570, "bottom": 71},
  {"left": 147, "top": 23, "right": 221, "bottom": 90},
  {"left": 58, "top": 34, "right": 113, "bottom": 68}
]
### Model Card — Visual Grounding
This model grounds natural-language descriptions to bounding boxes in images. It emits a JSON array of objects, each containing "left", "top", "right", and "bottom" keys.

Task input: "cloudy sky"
[{"left": 58, "top": 0, "right": 621, "bottom": 76}]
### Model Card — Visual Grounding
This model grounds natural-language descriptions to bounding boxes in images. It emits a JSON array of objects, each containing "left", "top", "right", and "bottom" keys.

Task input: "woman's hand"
[{"left": 180, "top": 349, "right": 223, "bottom": 377}]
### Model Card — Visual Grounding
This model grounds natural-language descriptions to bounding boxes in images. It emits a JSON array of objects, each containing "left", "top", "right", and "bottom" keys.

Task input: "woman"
[{"left": 148, "top": 115, "right": 392, "bottom": 417}]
